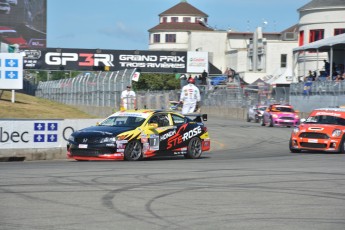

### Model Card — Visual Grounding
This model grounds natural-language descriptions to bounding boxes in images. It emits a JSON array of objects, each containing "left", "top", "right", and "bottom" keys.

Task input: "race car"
[
  {"left": 289, "top": 107, "right": 345, "bottom": 153},
  {"left": 261, "top": 103, "right": 300, "bottom": 127},
  {"left": 67, "top": 109, "right": 210, "bottom": 161},
  {"left": 246, "top": 105, "right": 267, "bottom": 123}
]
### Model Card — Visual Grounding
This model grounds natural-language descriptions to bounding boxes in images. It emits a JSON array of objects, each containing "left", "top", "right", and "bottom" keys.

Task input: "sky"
[{"left": 47, "top": 0, "right": 311, "bottom": 51}]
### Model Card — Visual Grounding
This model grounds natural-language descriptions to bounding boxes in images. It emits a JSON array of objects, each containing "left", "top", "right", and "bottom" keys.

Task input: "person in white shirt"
[
  {"left": 121, "top": 85, "right": 136, "bottom": 110},
  {"left": 179, "top": 77, "right": 201, "bottom": 114}
]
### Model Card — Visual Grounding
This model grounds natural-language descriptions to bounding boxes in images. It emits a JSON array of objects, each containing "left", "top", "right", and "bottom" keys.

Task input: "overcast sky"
[{"left": 47, "top": 0, "right": 310, "bottom": 51}]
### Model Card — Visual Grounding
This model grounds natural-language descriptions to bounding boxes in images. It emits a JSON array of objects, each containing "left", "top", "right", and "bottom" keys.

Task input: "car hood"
[
  {"left": 73, "top": 125, "right": 136, "bottom": 138},
  {"left": 273, "top": 112, "right": 296, "bottom": 117},
  {"left": 299, "top": 123, "right": 345, "bottom": 132}
]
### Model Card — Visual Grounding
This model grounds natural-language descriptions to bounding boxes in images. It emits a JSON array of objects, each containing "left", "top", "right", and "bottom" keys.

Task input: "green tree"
[{"left": 133, "top": 73, "right": 180, "bottom": 91}]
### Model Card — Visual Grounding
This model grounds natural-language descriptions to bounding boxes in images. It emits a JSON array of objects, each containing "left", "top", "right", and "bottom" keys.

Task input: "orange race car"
[{"left": 289, "top": 107, "right": 345, "bottom": 153}]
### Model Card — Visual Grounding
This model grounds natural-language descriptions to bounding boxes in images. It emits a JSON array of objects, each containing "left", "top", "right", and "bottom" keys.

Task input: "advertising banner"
[
  {"left": 0, "top": 53, "right": 23, "bottom": 89},
  {"left": 23, "top": 48, "right": 188, "bottom": 73},
  {"left": 0, "top": 0, "right": 47, "bottom": 49},
  {"left": 186, "top": 51, "right": 209, "bottom": 73},
  {"left": 0, "top": 119, "right": 100, "bottom": 149}
]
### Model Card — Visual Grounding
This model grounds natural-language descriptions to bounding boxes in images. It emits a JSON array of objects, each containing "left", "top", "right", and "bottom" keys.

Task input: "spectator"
[
  {"left": 201, "top": 70, "right": 208, "bottom": 85},
  {"left": 120, "top": 85, "right": 136, "bottom": 110},
  {"left": 324, "top": 60, "right": 330, "bottom": 74},
  {"left": 179, "top": 77, "right": 201, "bottom": 114}
]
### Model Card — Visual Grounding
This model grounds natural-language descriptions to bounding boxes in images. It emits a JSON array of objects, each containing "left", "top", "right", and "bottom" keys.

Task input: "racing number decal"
[{"left": 149, "top": 135, "right": 159, "bottom": 150}]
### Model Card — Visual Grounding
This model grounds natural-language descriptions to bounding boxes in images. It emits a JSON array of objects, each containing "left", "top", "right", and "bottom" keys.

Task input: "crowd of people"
[{"left": 303, "top": 60, "right": 345, "bottom": 82}]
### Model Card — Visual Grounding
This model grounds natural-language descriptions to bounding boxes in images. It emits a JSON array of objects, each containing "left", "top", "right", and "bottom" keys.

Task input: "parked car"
[
  {"left": 67, "top": 109, "right": 211, "bottom": 161},
  {"left": 0, "top": 26, "right": 29, "bottom": 49},
  {"left": 261, "top": 103, "right": 300, "bottom": 127},
  {"left": 247, "top": 105, "right": 267, "bottom": 123},
  {"left": 7, "top": 0, "right": 17, "bottom": 6},
  {"left": 290, "top": 107, "right": 345, "bottom": 153},
  {"left": 0, "top": 1, "right": 10, "bottom": 14}
]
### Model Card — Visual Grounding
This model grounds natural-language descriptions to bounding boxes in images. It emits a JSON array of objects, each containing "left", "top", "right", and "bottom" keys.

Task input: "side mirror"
[
  {"left": 295, "top": 110, "right": 299, "bottom": 113},
  {"left": 148, "top": 123, "right": 158, "bottom": 129},
  {"left": 300, "top": 118, "right": 306, "bottom": 123},
  {"left": 96, "top": 122, "right": 100, "bottom": 126}
]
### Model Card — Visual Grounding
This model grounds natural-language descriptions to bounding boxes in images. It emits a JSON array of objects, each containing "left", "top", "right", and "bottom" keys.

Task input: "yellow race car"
[{"left": 67, "top": 109, "right": 210, "bottom": 161}]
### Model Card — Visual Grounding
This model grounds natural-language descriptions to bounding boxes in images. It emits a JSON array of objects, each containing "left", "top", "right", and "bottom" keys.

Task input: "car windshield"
[
  {"left": 258, "top": 107, "right": 267, "bottom": 111},
  {"left": 273, "top": 107, "right": 294, "bottom": 112},
  {"left": 99, "top": 116, "right": 145, "bottom": 127},
  {"left": 305, "top": 115, "right": 345, "bottom": 125}
]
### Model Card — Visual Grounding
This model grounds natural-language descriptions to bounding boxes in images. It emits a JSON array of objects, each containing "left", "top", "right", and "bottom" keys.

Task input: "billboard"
[
  {"left": 0, "top": 0, "right": 46, "bottom": 50},
  {"left": 0, "top": 53, "right": 23, "bottom": 90},
  {"left": 23, "top": 48, "right": 189, "bottom": 73}
]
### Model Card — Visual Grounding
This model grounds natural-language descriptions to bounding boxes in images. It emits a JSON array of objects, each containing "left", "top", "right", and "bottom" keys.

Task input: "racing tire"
[
  {"left": 338, "top": 135, "right": 345, "bottom": 153},
  {"left": 246, "top": 114, "right": 250, "bottom": 122},
  {"left": 124, "top": 140, "right": 143, "bottom": 161},
  {"left": 289, "top": 139, "right": 301, "bottom": 153},
  {"left": 185, "top": 137, "right": 202, "bottom": 159},
  {"left": 260, "top": 117, "right": 265, "bottom": 126},
  {"left": 269, "top": 116, "right": 274, "bottom": 127}
]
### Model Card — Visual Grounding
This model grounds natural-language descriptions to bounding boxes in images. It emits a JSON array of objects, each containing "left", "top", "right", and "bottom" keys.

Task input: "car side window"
[
  {"left": 149, "top": 114, "right": 170, "bottom": 127},
  {"left": 171, "top": 114, "right": 185, "bottom": 125}
]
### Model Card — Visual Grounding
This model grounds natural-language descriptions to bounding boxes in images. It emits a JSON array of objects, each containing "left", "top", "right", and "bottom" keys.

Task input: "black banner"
[{"left": 23, "top": 48, "right": 187, "bottom": 73}]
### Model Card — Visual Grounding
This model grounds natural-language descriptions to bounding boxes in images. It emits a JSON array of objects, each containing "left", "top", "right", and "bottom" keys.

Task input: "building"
[
  {"left": 148, "top": 0, "right": 299, "bottom": 84},
  {"left": 295, "top": 0, "right": 345, "bottom": 80}
]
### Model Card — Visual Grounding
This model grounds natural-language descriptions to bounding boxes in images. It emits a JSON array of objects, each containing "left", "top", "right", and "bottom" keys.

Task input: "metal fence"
[{"left": 35, "top": 69, "right": 135, "bottom": 109}]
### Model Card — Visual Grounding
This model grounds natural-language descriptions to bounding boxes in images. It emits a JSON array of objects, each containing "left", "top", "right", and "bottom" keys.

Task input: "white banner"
[
  {"left": 186, "top": 51, "right": 209, "bottom": 73},
  {"left": 0, "top": 53, "right": 23, "bottom": 90},
  {"left": 0, "top": 119, "right": 100, "bottom": 149}
]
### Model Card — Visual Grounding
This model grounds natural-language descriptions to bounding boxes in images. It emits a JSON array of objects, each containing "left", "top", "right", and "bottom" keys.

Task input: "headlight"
[
  {"left": 115, "top": 135, "right": 127, "bottom": 141},
  {"left": 272, "top": 114, "right": 278, "bottom": 118},
  {"left": 293, "top": 127, "right": 299, "bottom": 134},
  {"left": 332, "top": 129, "right": 342, "bottom": 137},
  {"left": 68, "top": 135, "right": 75, "bottom": 142},
  {"left": 100, "top": 137, "right": 116, "bottom": 143}
]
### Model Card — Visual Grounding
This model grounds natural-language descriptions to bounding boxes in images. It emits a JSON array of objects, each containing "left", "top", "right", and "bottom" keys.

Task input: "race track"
[{"left": 1, "top": 117, "right": 345, "bottom": 230}]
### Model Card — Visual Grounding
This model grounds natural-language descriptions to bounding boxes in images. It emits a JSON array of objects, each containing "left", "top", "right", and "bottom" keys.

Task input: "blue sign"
[
  {"left": 303, "top": 81, "right": 313, "bottom": 95},
  {"left": 34, "top": 123, "right": 46, "bottom": 131},
  {"left": 47, "top": 134, "right": 58, "bottom": 142},
  {"left": 5, "top": 59, "right": 19, "bottom": 67},
  {"left": 5, "top": 71, "right": 18, "bottom": 79},
  {"left": 47, "top": 123, "right": 58, "bottom": 131},
  {"left": 34, "top": 134, "right": 45, "bottom": 143}
]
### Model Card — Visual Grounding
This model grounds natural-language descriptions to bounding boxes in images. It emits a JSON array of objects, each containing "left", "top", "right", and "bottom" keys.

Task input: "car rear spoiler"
[{"left": 185, "top": 113, "right": 208, "bottom": 122}]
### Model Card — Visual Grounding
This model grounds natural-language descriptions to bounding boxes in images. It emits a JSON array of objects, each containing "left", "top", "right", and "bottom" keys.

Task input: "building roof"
[
  {"left": 159, "top": 1, "right": 208, "bottom": 17},
  {"left": 148, "top": 22, "right": 214, "bottom": 32},
  {"left": 298, "top": 0, "right": 345, "bottom": 11}
]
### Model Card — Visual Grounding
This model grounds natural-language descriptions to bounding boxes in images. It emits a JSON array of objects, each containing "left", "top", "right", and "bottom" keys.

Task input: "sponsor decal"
[
  {"left": 160, "top": 130, "right": 176, "bottom": 141},
  {"left": 45, "top": 52, "right": 114, "bottom": 67},
  {"left": 167, "top": 124, "right": 202, "bottom": 149},
  {"left": 315, "top": 112, "right": 341, "bottom": 117}
]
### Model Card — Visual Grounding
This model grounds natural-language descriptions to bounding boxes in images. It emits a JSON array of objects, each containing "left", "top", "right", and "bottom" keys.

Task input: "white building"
[
  {"left": 148, "top": 0, "right": 299, "bottom": 84},
  {"left": 295, "top": 0, "right": 345, "bottom": 80}
]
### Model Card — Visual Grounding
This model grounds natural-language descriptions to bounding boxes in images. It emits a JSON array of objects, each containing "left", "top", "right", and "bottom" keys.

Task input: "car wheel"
[
  {"left": 338, "top": 136, "right": 345, "bottom": 153},
  {"left": 185, "top": 137, "right": 202, "bottom": 159},
  {"left": 269, "top": 116, "right": 274, "bottom": 127},
  {"left": 289, "top": 139, "right": 301, "bottom": 153},
  {"left": 246, "top": 114, "right": 250, "bottom": 122},
  {"left": 124, "top": 140, "right": 143, "bottom": 161}
]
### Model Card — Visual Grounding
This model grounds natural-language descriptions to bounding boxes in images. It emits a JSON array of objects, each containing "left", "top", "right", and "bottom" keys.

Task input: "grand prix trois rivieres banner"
[
  {"left": 23, "top": 48, "right": 212, "bottom": 74},
  {"left": 23, "top": 48, "right": 194, "bottom": 74}
]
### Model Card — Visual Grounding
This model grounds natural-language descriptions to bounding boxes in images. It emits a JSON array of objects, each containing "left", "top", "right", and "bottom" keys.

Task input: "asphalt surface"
[{"left": 1, "top": 118, "right": 345, "bottom": 230}]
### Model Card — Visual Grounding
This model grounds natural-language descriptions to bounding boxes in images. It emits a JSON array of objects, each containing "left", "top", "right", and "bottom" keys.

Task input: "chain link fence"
[{"left": 35, "top": 69, "right": 135, "bottom": 110}]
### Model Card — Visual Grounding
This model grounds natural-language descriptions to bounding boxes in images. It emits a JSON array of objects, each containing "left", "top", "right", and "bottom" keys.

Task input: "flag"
[{"left": 132, "top": 72, "right": 140, "bottom": 82}]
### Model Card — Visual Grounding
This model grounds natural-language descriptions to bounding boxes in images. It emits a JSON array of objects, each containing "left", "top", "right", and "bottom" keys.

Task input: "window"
[
  {"left": 162, "top": 17, "right": 167, "bottom": 23},
  {"left": 281, "top": 54, "right": 287, "bottom": 68},
  {"left": 309, "top": 29, "right": 324, "bottom": 43},
  {"left": 171, "top": 114, "right": 185, "bottom": 125},
  {"left": 299, "top": 30, "right": 304, "bottom": 46},
  {"left": 153, "top": 34, "right": 160, "bottom": 43},
  {"left": 334, "top": 28, "right": 345, "bottom": 35},
  {"left": 165, "top": 34, "right": 176, "bottom": 43},
  {"left": 171, "top": 17, "right": 178, "bottom": 23},
  {"left": 183, "top": 17, "right": 191, "bottom": 23}
]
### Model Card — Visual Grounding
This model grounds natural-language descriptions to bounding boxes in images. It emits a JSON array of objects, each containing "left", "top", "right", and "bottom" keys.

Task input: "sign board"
[
  {"left": 0, "top": 119, "right": 100, "bottom": 149},
  {"left": 0, "top": 53, "right": 23, "bottom": 90},
  {"left": 186, "top": 51, "right": 209, "bottom": 73}
]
